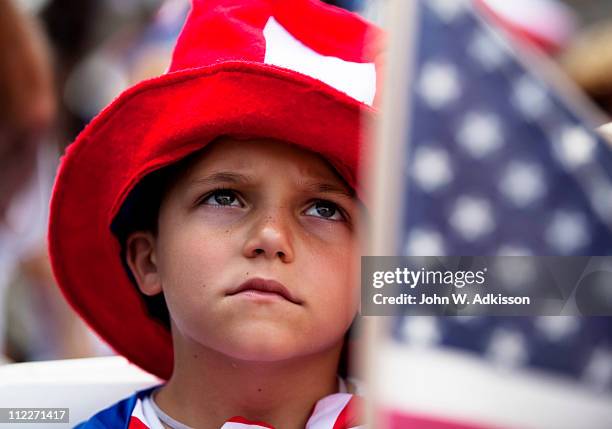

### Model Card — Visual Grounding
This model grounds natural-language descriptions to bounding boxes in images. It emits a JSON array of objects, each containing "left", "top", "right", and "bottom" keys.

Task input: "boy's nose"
[{"left": 242, "top": 212, "right": 295, "bottom": 263}]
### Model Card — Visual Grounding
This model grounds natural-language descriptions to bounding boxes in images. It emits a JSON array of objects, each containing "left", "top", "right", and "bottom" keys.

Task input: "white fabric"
[
  {"left": 263, "top": 16, "right": 376, "bottom": 106},
  {"left": 137, "top": 397, "right": 166, "bottom": 429},
  {"left": 0, "top": 356, "right": 161, "bottom": 429},
  {"left": 303, "top": 393, "right": 352, "bottom": 429}
]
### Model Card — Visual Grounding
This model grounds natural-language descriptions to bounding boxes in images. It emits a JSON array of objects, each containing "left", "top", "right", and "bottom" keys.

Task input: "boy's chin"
[
  {"left": 175, "top": 316, "right": 347, "bottom": 364},
  {"left": 210, "top": 328, "right": 340, "bottom": 364},
  {"left": 215, "top": 332, "right": 314, "bottom": 363},
  {"left": 220, "top": 344, "right": 303, "bottom": 363}
]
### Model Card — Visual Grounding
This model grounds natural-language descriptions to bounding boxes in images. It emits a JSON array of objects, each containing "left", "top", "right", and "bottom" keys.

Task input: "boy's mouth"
[{"left": 226, "top": 278, "right": 302, "bottom": 305}]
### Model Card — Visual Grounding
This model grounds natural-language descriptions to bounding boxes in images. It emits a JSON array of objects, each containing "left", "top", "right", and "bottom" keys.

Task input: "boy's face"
[{"left": 128, "top": 137, "right": 361, "bottom": 362}]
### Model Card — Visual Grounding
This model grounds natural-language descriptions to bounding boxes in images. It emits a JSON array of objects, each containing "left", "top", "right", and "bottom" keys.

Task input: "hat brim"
[{"left": 49, "top": 61, "right": 372, "bottom": 379}]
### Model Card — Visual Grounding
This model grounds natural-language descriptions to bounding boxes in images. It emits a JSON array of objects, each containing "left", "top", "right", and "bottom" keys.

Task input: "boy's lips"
[{"left": 226, "top": 278, "right": 302, "bottom": 305}]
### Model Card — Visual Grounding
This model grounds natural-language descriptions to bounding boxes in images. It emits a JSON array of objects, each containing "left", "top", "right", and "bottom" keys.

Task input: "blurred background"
[{"left": 1, "top": 0, "right": 612, "bottom": 368}]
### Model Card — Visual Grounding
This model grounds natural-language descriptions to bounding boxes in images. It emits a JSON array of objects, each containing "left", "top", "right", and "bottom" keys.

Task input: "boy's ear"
[{"left": 126, "top": 231, "right": 162, "bottom": 296}]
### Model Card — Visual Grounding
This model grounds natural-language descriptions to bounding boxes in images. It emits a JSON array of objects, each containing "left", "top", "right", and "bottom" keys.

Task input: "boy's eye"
[
  {"left": 304, "top": 200, "right": 344, "bottom": 221},
  {"left": 202, "top": 189, "right": 241, "bottom": 207}
]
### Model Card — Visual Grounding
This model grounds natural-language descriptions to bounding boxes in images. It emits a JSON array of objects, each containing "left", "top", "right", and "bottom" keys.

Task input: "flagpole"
[{"left": 362, "top": 0, "right": 419, "bottom": 427}]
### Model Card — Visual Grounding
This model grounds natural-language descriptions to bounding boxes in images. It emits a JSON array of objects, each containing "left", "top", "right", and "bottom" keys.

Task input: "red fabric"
[
  {"left": 169, "top": 0, "right": 384, "bottom": 71},
  {"left": 272, "top": 0, "right": 382, "bottom": 62},
  {"left": 384, "top": 409, "right": 505, "bottom": 429},
  {"left": 169, "top": 0, "right": 269, "bottom": 71},
  {"left": 128, "top": 416, "right": 150, "bottom": 429},
  {"left": 50, "top": 66, "right": 374, "bottom": 379},
  {"left": 227, "top": 416, "right": 277, "bottom": 428},
  {"left": 332, "top": 396, "right": 362, "bottom": 429},
  {"left": 49, "top": 0, "right": 381, "bottom": 380}
]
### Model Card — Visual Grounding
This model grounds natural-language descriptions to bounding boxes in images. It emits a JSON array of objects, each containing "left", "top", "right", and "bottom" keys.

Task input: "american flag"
[{"left": 368, "top": 1, "right": 612, "bottom": 428}]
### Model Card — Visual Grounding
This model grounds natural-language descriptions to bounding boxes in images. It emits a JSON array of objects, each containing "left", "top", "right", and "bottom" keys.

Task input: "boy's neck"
[{"left": 154, "top": 337, "right": 344, "bottom": 429}]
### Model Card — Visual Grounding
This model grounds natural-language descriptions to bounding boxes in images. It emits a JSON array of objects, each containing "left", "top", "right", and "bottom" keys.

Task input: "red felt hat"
[{"left": 49, "top": 0, "right": 383, "bottom": 379}]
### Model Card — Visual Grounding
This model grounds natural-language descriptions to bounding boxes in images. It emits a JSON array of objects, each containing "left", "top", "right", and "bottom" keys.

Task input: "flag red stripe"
[
  {"left": 226, "top": 416, "right": 276, "bottom": 428},
  {"left": 383, "top": 409, "right": 506, "bottom": 429}
]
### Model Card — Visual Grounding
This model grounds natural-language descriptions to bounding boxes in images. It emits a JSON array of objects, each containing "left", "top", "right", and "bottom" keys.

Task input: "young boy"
[{"left": 48, "top": 0, "right": 382, "bottom": 427}]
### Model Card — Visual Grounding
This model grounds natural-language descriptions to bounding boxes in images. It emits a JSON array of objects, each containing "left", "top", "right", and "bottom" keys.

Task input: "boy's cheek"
[
  {"left": 190, "top": 207, "right": 248, "bottom": 227},
  {"left": 299, "top": 218, "right": 354, "bottom": 243},
  {"left": 304, "top": 255, "right": 360, "bottom": 318},
  {"left": 161, "top": 225, "right": 232, "bottom": 261}
]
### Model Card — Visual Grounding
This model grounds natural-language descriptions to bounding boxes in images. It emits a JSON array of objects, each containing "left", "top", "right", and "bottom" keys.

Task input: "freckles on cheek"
[{"left": 160, "top": 226, "right": 234, "bottom": 285}]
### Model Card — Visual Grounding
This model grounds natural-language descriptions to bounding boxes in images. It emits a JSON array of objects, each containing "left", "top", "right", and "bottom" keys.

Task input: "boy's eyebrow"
[
  {"left": 190, "top": 172, "right": 355, "bottom": 198},
  {"left": 300, "top": 181, "right": 355, "bottom": 199},
  {"left": 190, "top": 171, "right": 255, "bottom": 186}
]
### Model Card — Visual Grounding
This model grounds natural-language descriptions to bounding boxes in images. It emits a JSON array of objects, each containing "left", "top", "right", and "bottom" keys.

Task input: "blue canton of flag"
[
  {"left": 399, "top": 0, "right": 612, "bottom": 258},
  {"left": 376, "top": 1, "right": 612, "bottom": 428}
]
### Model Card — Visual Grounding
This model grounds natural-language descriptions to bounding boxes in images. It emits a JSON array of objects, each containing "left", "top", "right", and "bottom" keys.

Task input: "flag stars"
[
  {"left": 469, "top": 29, "right": 507, "bottom": 71},
  {"left": 556, "top": 126, "right": 597, "bottom": 170},
  {"left": 457, "top": 112, "right": 504, "bottom": 158},
  {"left": 499, "top": 162, "right": 546, "bottom": 207},
  {"left": 404, "top": 228, "right": 446, "bottom": 256},
  {"left": 449, "top": 196, "right": 495, "bottom": 242},
  {"left": 412, "top": 146, "right": 453, "bottom": 192},
  {"left": 583, "top": 347, "right": 612, "bottom": 392},
  {"left": 535, "top": 316, "right": 580, "bottom": 342},
  {"left": 487, "top": 328, "right": 528, "bottom": 369},
  {"left": 545, "top": 211, "right": 590, "bottom": 254},
  {"left": 401, "top": 316, "right": 441, "bottom": 347},
  {"left": 512, "top": 76, "right": 551, "bottom": 119},
  {"left": 418, "top": 61, "right": 461, "bottom": 109}
]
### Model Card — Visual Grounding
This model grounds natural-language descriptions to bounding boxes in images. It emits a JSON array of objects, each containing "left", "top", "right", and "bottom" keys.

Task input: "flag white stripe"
[{"left": 376, "top": 340, "right": 612, "bottom": 429}]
